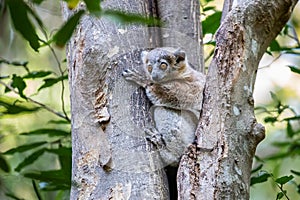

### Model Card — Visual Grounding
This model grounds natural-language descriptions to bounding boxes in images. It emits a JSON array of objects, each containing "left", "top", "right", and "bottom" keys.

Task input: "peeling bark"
[
  {"left": 66, "top": 0, "right": 298, "bottom": 199},
  {"left": 65, "top": 0, "right": 202, "bottom": 199},
  {"left": 177, "top": 0, "right": 298, "bottom": 199}
]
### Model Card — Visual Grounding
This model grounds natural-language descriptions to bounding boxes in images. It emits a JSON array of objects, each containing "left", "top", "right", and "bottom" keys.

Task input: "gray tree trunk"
[
  {"left": 177, "top": 0, "right": 298, "bottom": 199},
  {"left": 65, "top": 0, "right": 202, "bottom": 199},
  {"left": 65, "top": 0, "right": 298, "bottom": 199}
]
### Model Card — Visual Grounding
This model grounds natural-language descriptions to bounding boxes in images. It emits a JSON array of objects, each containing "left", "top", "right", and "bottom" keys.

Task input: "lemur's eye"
[
  {"left": 147, "top": 65, "right": 153, "bottom": 73},
  {"left": 160, "top": 62, "right": 168, "bottom": 70}
]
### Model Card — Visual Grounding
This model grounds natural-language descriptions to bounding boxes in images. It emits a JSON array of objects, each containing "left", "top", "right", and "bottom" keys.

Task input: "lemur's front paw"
[
  {"left": 122, "top": 68, "right": 139, "bottom": 79},
  {"left": 122, "top": 68, "right": 148, "bottom": 87}
]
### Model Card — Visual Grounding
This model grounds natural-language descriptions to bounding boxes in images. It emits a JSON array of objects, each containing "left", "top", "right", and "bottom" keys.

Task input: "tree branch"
[
  {"left": 0, "top": 80, "right": 70, "bottom": 121},
  {"left": 40, "top": 39, "right": 71, "bottom": 122}
]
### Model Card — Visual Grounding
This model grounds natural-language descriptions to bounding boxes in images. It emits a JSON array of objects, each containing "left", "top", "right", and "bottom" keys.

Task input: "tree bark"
[
  {"left": 65, "top": 0, "right": 202, "bottom": 199},
  {"left": 66, "top": 0, "right": 298, "bottom": 199},
  {"left": 177, "top": 0, "right": 298, "bottom": 199}
]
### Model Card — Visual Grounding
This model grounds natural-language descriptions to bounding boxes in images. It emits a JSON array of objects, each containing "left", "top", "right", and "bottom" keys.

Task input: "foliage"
[
  {"left": 253, "top": 89, "right": 300, "bottom": 199},
  {"left": 200, "top": 0, "right": 220, "bottom": 64},
  {"left": 4, "top": 0, "right": 160, "bottom": 50},
  {"left": 252, "top": 33, "right": 300, "bottom": 198},
  {"left": 0, "top": 57, "right": 71, "bottom": 198}
]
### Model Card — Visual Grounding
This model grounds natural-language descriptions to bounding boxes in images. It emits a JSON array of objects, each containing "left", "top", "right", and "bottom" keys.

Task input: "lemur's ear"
[
  {"left": 174, "top": 49, "right": 186, "bottom": 63},
  {"left": 141, "top": 50, "right": 149, "bottom": 64}
]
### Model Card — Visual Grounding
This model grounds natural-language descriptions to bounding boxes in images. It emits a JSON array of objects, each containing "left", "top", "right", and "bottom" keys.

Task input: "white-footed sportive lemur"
[{"left": 122, "top": 47, "right": 206, "bottom": 166}]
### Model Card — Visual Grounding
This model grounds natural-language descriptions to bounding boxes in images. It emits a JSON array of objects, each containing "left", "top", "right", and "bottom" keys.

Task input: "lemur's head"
[{"left": 141, "top": 47, "right": 187, "bottom": 82}]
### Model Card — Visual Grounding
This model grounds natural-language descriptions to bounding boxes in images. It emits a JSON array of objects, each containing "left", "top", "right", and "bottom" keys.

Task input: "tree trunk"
[
  {"left": 65, "top": 0, "right": 298, "bottom": 199},
  {"left": 65, "top": 0, "right": 202, "bottom": 199},
  {"left": 177, "top": 0, "right": 298, "bottom": 199}
]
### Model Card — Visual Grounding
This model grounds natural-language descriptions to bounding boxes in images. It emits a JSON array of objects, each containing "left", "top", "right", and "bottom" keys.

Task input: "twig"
[
  {"left": 276, "top": 184, "right": 290, "bottom": 200},
  {"left": 48, "top": 44, "right": 70, "bottom": 122},
  {"left": 258, "top": 53, "right": 283, "bottom": 70},
  {"left": 37, "top": 13, "right": 70, "bottom": 122},
  {"left": 39, "top": 39, "right": 70, "bottom": 122},
  {"left": 32, "top": 180, "right": 43, "bottom": 200},
  {"left": 0, "top": 57, "right": 30, "bottom": 72},
  {"left": 287, "top": 22, "right": 300, "bottom": 47},
  {"left": 0, "top": 80, "right": 70, "bottom": 121},
  {"left": 270, "top": 175, "right": 291, "bottom": 200}
]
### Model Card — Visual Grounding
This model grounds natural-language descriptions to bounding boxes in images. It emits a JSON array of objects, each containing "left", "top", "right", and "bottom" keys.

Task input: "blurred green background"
[{"left": 1, "top": 0, "right": 300, "bottom": 199}]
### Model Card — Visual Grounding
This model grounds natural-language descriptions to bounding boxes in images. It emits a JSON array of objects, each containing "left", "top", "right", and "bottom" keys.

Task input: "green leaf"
[
  {"left": 284, "top": 50, "right": 300, "bottom": 55},
  {"left": 276, "top": 192, "right": 285, "bottom": 200},
  {"left": 251, "top": 164, "right": 263, "bottom": 174},
  {"left": 46, "top": 147, "right": 72, "bottom": 156},
  {"left": 48, "top": 120, "right": 70, "bottom": 124},
  {"left": 15, "top": 148, "right": 46, "bottom": 172},
  {"left": 203, "top": 6, "right": 216, "bottom": 12},
  {"left": 83, "top": 0, "right": 101, "bottom": 13},
  {"left": 26, "top": 1, "right": 45, "bottom": 32},
  {"left": 265, "top": 152, "right": 289, "bottom": 160},
  {"left": 55, "top": 190, "right": 70, "bottom": 200},
  {"left": 275, "top": 175, "right": 294, "bottom": 185},
  {"left": 23, "top": 71, "right": 52, "bottom": 79},
  {"left": 272, "top": 141, "right": 292, "bottom": 147},
  {"left": 270, "top": 91, "right": 280, "bottom": 103},
  {"left": 0, "top": 154, "right": 10, "bottom": 172},
  {"left": 12, "top": 62, "right": 28, "bottom": 67},
  {"left": 3, "top": 141, "right": 47, "bottom": 154},
  {"left": 6, "top": 0, "right": 40, "bottom": 51},
  {"left": 282, "top": 115, "right": 300, "bottom": 121},
  {"left": 0, "top": 97, "right": 40, "bottom": 115},
  {"left": 290, "top": 144, "right": 300, "bottom": 154},
  {"left": 269, "top": 40, "right": 281, "bottom": 52},
  {"left": 47, "top": 147, "right": 71, "bottom": 177},
  {"left": 202, "top": 11, "right": 222, "bottom": 35},
  {"left": 7, "top": 75, "right": 27, "bottom": 99},
  {"left": 254, "top": 106, "right": 268, "bottom": 112},
  {"left": 59, "top": 154, "right": 71, "bottom": 176},
  {"left": 291, "top": 170, "right": 300, "bottom": 176},
  {"left": 24, "top": 169, "right": 71, "bottom": 186},
  {"left": 286, "top": 121, "right": 295, "bottom": 138},
  {"left": 254, "top": 155, "right": 264, "bottom": 162},
  {"left": 264, "top": 116, "right": 278, "bottom": 124},
  {"left": 0, "top": 98, "right": 40, "bottom": 115},
  {"left": 288, "top": 65, "right": 300, "bottom": 74},
  {"left": 20, "top": 128, "right": 70, "bottom": 137},
  {"left": 53, "top": 10, "right": 85, "bottom": 47},
  {"left": 0, "top": 58, "right": 30, "bottom": 73},
  {"left": 0, "top": 58, "right": 28, "bottom": 67},
  {"left": 250, "top": 172, "right": 271, "bottom": 186},
  {"left": 40, "top": 182, "right": 70, "bottom": 191},
  {"left": 283, "top": 24, "right": 289, "bottom": 35},
  {"left": 38, "top": 75, "right": 68, "bottom": 91}
]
